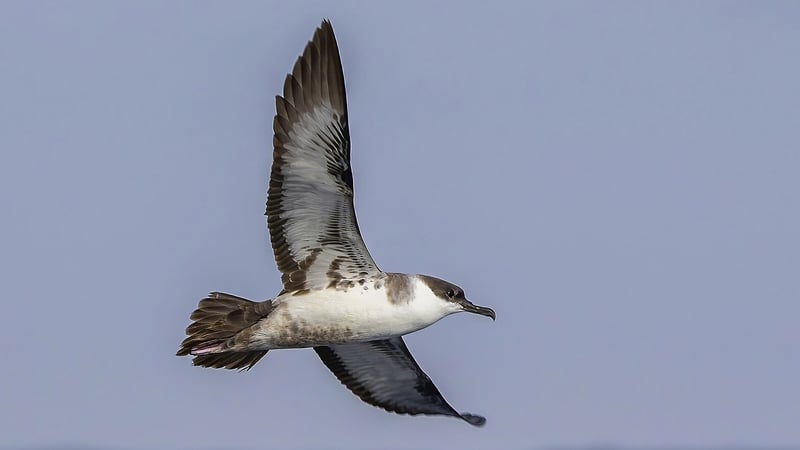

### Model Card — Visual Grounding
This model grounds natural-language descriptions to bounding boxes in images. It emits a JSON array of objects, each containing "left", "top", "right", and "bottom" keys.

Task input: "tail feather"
[
  {"left": 177, "top": 292, "right": 274, "bottom": 371},
  {"left": 191, "top": 351, "right": 268, "bottom": 371}
]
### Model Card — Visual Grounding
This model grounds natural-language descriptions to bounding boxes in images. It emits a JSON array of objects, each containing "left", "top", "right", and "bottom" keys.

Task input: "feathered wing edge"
[{"left": 314, "top": 337, "right": 487, "bottom": 426}]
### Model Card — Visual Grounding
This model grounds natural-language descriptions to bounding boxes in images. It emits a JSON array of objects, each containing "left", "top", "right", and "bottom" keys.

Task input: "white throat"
[{"left": 404, "top": 276, "right": 462, "bottom": 328}]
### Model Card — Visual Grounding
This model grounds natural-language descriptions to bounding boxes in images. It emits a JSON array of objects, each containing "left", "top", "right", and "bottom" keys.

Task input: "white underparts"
[{"left": 248, "top": 277, "right": 461, "bottom": 349}]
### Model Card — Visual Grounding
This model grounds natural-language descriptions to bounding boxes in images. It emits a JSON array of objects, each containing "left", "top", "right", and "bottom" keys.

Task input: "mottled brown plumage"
[{"left": 176, "top": 20, "right": 495, "bottom": 426}]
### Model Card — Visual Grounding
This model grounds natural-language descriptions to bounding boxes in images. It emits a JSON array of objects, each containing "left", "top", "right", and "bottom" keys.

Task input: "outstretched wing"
[
  {"left": 268, "top": 20, "right": 380, "bottom": 293},
  {"left": 314, "top": 337, "right": 486, "bottom": 426}
]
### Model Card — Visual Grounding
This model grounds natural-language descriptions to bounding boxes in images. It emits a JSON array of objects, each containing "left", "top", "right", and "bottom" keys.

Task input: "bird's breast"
[{"left": 250, "top": 287, "right": 439, "bottom": 349}]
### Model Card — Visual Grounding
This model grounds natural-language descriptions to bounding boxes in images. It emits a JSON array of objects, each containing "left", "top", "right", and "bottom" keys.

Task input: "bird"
[{"left": 177, "top": 19, "right": 496, "bottom": 426}]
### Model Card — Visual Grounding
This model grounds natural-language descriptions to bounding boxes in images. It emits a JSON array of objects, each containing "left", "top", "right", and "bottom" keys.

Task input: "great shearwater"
[{"left": 177, "top": 20, "right": 496, "bottom": 426}]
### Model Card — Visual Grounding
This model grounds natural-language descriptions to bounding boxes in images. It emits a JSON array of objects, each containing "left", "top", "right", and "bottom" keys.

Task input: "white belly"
[{"left": 250, "top": 286, "right": 444, "bottom": 349}]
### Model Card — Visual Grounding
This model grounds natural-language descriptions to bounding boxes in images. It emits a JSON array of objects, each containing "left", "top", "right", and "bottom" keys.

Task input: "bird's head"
[{"left": 415, "top": 275, "right": 496, "bottom": 321}]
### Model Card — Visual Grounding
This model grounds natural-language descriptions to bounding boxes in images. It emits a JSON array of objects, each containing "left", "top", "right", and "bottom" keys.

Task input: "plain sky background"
[{"left": 1, "top": 1, "right": 798, "bottom": 449}]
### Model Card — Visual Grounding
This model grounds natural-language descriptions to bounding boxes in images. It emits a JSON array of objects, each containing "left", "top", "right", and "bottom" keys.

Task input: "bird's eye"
[{"left": 446, "top": 289, "right": 455, "bottom": 298}]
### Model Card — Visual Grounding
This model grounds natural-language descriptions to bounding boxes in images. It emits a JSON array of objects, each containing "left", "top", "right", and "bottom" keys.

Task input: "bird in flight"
[{"left": 177, "top": 20, "right": 496, "bottom": 426}]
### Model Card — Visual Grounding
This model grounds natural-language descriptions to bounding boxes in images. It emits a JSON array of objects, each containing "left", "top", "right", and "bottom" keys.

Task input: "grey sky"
[{"left": 1, "top": 1, "right": 798, "bottom": 449}]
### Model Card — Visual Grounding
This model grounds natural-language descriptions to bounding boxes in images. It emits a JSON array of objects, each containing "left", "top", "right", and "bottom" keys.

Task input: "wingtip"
[
  {"left": 461, "top": 412, "right": 487, "bottom": 427},
  {"left": 317, "top": 19, "right": 335, "bottom": 38}
]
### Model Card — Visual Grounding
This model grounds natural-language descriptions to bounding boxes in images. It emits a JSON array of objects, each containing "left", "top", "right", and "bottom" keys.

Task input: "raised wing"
[
  {"left": 268, "top": 20, "right": 380, "bottom": 293},
  {"left": 314, "top": 337, "right": 486, "bottom": 426}
]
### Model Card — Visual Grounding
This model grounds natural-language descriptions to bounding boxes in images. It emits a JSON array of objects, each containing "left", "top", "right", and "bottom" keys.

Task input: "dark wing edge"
[
  {"left": 314, "top": 337, "right": 487, "bottom": 426},
  {"left": 268, "top": 19, "right": 380, "bottom": 293}
]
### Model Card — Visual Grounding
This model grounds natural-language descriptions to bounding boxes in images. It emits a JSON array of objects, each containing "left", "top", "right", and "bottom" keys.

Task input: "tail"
[{"left": 176, "top": 292, "right": 274, "bottom": 371}]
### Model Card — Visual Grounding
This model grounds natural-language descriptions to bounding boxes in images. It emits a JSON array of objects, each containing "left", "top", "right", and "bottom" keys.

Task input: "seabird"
[{"left": 177, "top": 20, "right": 496, "bottom": 426}]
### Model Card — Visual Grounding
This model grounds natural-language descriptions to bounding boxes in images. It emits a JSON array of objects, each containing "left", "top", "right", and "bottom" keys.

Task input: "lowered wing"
[{"left": 314, "top": 337, "right": 486, "bottom": 426}]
